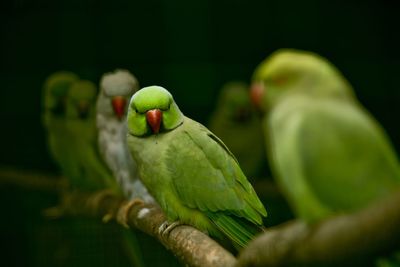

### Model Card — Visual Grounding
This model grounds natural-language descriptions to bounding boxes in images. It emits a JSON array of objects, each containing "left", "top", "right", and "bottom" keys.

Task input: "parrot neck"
[{"left": 280, "top": 73, "right": 356, "bottom": 106}]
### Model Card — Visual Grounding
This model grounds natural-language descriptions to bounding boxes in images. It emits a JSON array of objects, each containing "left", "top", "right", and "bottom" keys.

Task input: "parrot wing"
[
  {"left": 166, "top": 117, "right": 266, "bottom": 247},
  {"left": 67, "top": 118, "right": 118, "bottom": 191},
  {"left": 80, "top": 142, "right": 118, "bottom": 190},
  {"left": 269, "top": 95, "right": 400, "bottom": 221}
]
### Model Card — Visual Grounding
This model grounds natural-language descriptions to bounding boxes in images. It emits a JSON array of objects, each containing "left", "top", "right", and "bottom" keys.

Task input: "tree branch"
[
  {"left": 237, "top": 189, "right": 400, "bottom": 267},
  {"left": 0, "top": 166, "right": 67, "bottom": 192},
  {"left": 50, "top": 191, "right": 237, "bottom": 267},
  {"left": 0, "top": 167, "right": 236, "bottom": 267},
  {"left": 3, "top": 167, "right": 400, "bottom": 267}
]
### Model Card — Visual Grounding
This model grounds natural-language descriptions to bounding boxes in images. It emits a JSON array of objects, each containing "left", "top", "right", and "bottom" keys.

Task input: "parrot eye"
[
  {"left": 132, "top": 105, "right": 140, "bottom": 113},
  {"left": 161, "top": 102, "right": 171, "bottom": 112}
]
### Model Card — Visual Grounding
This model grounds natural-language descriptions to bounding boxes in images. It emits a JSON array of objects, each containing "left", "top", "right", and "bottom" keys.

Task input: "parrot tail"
[{"left": 207, "top": 212, "right": 264, "bottom": 250}]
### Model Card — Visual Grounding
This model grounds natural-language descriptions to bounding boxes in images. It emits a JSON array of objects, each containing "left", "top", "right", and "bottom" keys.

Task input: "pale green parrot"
[
  {"left": 208, "top": 81, "right": 267, "bottom": 180},
  {"left": 126, "top": 86, "right": 267, "bottom": 249},
  {"left": 64, "top": 80, "right": 118, "bottom": 192},
  {"left": 43, "top": 75, "right": 145, "bottom": 267},
  {"left": 250, "top": 49, "right": 400, "bottom": 223},
  {"left": 42, "top": 71, "right": 79, "bottom": 173}
]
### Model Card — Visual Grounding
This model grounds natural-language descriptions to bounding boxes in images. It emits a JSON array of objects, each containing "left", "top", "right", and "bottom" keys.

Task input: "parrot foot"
[
  {"left": 87, "top": 189, "right": 116, "bottom": 221},
  {"left": 116, "top": 198, "right": 145, "bottom": 228},
  {"left": 158, "top": 221, "right": 183, "bottom": 239}
]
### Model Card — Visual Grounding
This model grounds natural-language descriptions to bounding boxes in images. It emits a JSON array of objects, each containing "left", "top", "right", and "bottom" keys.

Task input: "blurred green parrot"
[
  {"left": 126, "top": 86, "right": 267, "bottom": 250},
  {"left": 250, "top": 49, "right": 400, "bottom": 223},
  {"left": 42, "top": 71, "right": 79, "bottom": 175},
  {"left": 47, "top": 77, "right": 145, "bottom": 267},
  {"left": 208, "top": 81, "right": 267, "bottom": 180},
  {"left": 63, "top": 80, "right": 119, "bottom": 192}
]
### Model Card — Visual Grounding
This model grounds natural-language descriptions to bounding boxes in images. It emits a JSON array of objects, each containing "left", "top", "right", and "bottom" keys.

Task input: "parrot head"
[
  {"left": 217, "top": 81, "right": 254, "bottom": 123},
  {"left": 98, "top": 69, "right": 139, "bottom": 120},
  {"left": 43, "top": 71, "right": 79, "bottom": 116},
  {"left": 250, "top": 49, "right": 354, "bottom": 112},
  {"left": 127, "top": 86, "right": 184, "bottom": 136},
  {"left": 66, "top": 80, "right": 98, "bottom": 120}
]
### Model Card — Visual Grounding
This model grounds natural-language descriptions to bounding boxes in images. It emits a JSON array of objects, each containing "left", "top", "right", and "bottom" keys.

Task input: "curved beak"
[
  {"left": 146, "top": 109, "right": 162, "bottom": 134},
  {"left": 111, "top": 96, "right": 127, "bottom": 120},
  {"left": 250, "top": 82, "right": 264, "bottom": 110}
]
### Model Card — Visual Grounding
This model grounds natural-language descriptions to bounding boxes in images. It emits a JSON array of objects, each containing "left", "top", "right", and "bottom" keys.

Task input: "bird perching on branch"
[
  {"left": 250, "top": 49, "right": 400, "bottom": 222},
  {"left": 126, "top": 86, "right": 267, "bottom": 250}
]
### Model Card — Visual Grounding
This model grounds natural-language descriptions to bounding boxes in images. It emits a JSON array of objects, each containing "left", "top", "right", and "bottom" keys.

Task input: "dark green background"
[
  {"left": 0, "top": 0, "right": 399, "bottom": 170},
  {"left": 0, "top": 0, "right": 399, "bottom": 266}
]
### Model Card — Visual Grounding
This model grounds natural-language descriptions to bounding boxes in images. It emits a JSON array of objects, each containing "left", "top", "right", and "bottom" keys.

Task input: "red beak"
[
  {"left": 146, "top": 109, "right": 162, "bottom": 134},
  {"left": 250, "top": 82, "right": 264, "bottom": 109},
  {"left": 112, "top": 96, "right": 127, "bottom": 120}
]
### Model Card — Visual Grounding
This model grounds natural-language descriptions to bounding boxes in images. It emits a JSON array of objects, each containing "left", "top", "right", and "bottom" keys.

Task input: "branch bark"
[
  {"left": 0, "top": 166, "right": 67, "bottom": 192},
  {"left": 2, "top": 167, "right": 400, "bottom": 267},
  {"left": 237, "top": 189, "right": 400, "bottom": 267},
  {"left": 0, "top": 167, "right": 236, "bottom": 267},
  {"left": 51, "top": 191, "right": 237, "bottom": 267}
]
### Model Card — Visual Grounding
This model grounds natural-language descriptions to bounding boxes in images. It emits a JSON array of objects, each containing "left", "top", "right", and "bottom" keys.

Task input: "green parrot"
[
  {"left": 250, "top": 49, "right": 400, "bottom": 223},
  {"left": 43, "top": 75, "right": 145, "bottom": 267},
  {"left": 42, "top": 71, "right": 79, "bottom": 173},
  {"left": 208, "top": 81, "right": 267, "bottom": 180},
  {"left": 64, "top": 79, "right": 118, "bottom": 192},
  {"left": 126, "top": 86, "right": 267, "bottom": 249}
]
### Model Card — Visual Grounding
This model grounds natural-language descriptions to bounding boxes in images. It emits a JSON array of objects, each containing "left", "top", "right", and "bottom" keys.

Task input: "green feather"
[
  {"left": 207, "top": 212, "right": 264, "bottom": 249},
  {"left": 127, "top": 86, "right": 267, "bottom": 250},
  {"left": 252, "top": 49, "right": 400, "bottom": 222},
  {"left": 42, "top": 71, "right": 79, "bottom": 171}
]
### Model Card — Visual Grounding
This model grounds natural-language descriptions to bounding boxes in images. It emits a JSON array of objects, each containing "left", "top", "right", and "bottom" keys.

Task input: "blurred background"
[{"left": 0, "top": 0, "right": 399, "bottom": 266}]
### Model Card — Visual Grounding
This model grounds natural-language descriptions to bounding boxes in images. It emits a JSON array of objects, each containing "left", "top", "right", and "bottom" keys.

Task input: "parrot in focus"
[
  {"left": 42, "top": 71, "right": 79, "bottom": 174},
  {"left": 250, "top": 49, "right": 400, "bottom": 223},
  {"left": 96, "top": 69, "right": 154, "bottom": 203},
  {"left": 208, "top": 81, "right": 267, "bottom": 180},
  {"left": 126, "top": 86, "right": 267, "bottom": 250}
]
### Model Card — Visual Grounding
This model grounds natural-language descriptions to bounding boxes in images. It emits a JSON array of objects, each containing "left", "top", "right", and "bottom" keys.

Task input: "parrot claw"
[
  {"left": 116, "top": 198, "right": 144, "bottom": 228},
  {"left": 102, "top": 213, "right": 114, "bottom": 223},
  {"left": 87, "top": 189, "right": 117, "bottom": 221},
  {"left": 87, "top": 189, "right": 116, "bottom": 211},
  {"left": 158, "top": 221, "right": 182, "bottom": 238}
]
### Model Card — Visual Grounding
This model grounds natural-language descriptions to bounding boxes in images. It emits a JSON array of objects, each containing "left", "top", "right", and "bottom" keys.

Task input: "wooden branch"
[
  {"left": 3, "top": 167, "right": 400, "bottom": 267},
  {"left": 125, "top": 201, "right": 237, "bottom": 267},
  {"left": 0, "top": 166, "right": 67, "bottom": 192},
  {"left": 0, "top": 167, "right": 236, "bottom": 266},
  {"left": 237, "top": 189, "right": 400, "bottom": 267},
  {"left": 50, "top": 191, "right": 237, "bottom": 267}
]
